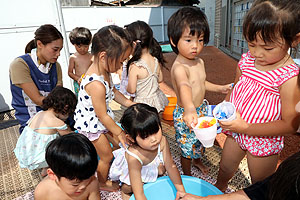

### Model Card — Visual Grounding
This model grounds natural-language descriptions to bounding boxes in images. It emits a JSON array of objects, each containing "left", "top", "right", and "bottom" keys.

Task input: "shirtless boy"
[
  {"left": 68, "top": 27, "right": 93, "bottom": 97},
  {"left": 34, "top": 133, "right": 100, "bottom": 200},
  {"left": 167, "top": 7, "right": 232, "bottom": 176}
]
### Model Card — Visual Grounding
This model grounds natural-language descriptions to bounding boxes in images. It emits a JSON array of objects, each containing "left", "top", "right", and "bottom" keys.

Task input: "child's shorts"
[
  {"left": 73, "top": 81, "right": 79, "bottom": 97},
  {"left": 173, "top": 101, "right": 208, "bottom": 159},
  {"left": 78, "top": 130, "right": 107, "bottom": 142},
  {"left": 227, "top": 132, "right": 284, "bottom": 156}
]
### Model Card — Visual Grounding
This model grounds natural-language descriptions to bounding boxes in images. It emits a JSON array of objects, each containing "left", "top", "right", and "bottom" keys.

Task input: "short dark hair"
[
  {"left": 120, "top": 103, "right": 162, "bottom": 143},
  {"left": 46, "top": 133, "right": 98, "bottom": 180},
  {"left": 42, "top": 86, "right": 77, "bottom": 116},
  {"left": 25, "top": 24, "right": 63, "bottom": 54},
  {"left": 243, "top": 1, "right": 299, "bottom": 49},
  {"left": 69, "top": 27, "right": 92, "bottom": 46},
  {"left": 167, "top": 6, "right": 210, "bottom": 54}
]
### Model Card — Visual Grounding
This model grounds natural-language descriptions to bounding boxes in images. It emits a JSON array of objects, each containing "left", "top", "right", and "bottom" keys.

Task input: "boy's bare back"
[
  {"left": 34, "top": 176, "right": 100, "bottom": 200},
  {"left": 171, "top": 55, "right": 206, "bottom": 108}
]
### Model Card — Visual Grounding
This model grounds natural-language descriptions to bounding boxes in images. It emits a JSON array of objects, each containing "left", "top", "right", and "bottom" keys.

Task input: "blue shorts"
[
  {"left": 73, "top": 81, "right": 79, "bottom": 97},
  {"left": 173, "top": 101, "right": 208, "bottom": 159}
]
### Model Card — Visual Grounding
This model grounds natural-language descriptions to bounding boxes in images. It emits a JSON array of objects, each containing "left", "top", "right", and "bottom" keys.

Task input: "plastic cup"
[
  {"left": 213, "top": 101, "right": 236, "bottom": 122},
  {"left": 193, "top": 117, "right": 217, "bottom": 148}
]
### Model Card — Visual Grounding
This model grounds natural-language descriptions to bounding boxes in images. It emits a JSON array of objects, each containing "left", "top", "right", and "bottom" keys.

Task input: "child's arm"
[
  {"left": 87, "top": 176, "right": 101, "bottom": 200},
  {"left": 87, "top": 81, "right": 127, "bottom": 147},
  {"left": 223, "top": 66, "right": 241, "bottom": 101},
  {"left": 175, "top": 190, "right": 250, "bottom": 200},
  {"left": 127, "top": 155, "right": 146, "bottom": 200},
  {"left": 127, "top": 64, "right": 138, "bottom": 94},
  {"left": 205, "top": 81, "right": 232, "bottom": 94},
  {"left": 161, "top": 136, "right": 185, "bottom": 193},
  {"left": 220, "top": 76, "right": 300, "bottom": 136},
  {"left": 113, "top": 87, "right": 135, "bottom": 107},
  {"left": 157, "top": 65, "right": 164, "bottom": 83},
  {"left": 68, "top": 56, "right": 81, "bottom": 82},
  {"left": 173, "top": 65, "right": 197, "bottom": 127}
]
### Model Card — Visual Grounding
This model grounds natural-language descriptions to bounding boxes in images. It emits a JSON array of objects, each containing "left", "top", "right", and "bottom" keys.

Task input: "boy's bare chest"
[
  {"left": 75, "top": 57, "right": 92, "bottom": 69},
  {"left": 187, "top": 67, "right": 206, "bottom": 86}
]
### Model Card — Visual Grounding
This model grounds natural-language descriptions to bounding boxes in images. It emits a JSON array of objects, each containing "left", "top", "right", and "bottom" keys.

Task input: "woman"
[{"left": 9, "top": 24, "right": 64, "bottom": 133}]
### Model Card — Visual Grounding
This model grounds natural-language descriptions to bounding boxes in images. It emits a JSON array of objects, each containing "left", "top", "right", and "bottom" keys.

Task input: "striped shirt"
[{"left": 228, "top": 51, "right": 299, "bottom": 156}]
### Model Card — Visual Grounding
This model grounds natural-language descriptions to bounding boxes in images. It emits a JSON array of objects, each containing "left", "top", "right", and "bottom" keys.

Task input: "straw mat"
[{"left": 0, "top": 102, "right": 250, "bottom": 200}]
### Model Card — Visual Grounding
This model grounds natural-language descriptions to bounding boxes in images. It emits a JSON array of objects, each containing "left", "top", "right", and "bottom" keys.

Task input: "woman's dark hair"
[
  {"left": 243, "top": 1, "right": 299, "bottom": 50},
  {"left": 69, "top": 27, "right": 92, "bottom": 45},
  {"left": 268, "top": 151, "right": 300, "bottom": 200},
  {"left": 91, "top": 25, "right": 132, "bottom": 71},
  {"left": 25, "top": 24, "right": 63, "bottom": 54},
  {"left": 46, "top": 133, "right": 98, "bottom": 180},
  {"left": 42, "top": 86, "right": 77, "bottom": 116},
  {"left": 125, "top": 20, "right": 166, "bottom": 73},
  {"left": 167, "top": 6, "right": 210, "bottom": 54},
  {"left": 120, "top": 103, "right": 162, "bottom": 143}
]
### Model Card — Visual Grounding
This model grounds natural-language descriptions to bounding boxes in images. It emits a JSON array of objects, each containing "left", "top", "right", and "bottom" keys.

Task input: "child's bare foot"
[
  {"left": 99, "top": 180, "right": 120, "bottom": 192},
  {"left": 192, "top": 159, "right": 209, "bottom": 175}
]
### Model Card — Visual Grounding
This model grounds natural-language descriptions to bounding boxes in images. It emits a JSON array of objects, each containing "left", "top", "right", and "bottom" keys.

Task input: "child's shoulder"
[
  {"left": 34, "top": 177, "right": 55, "bottom": 199},
  {"left": 159, "top": 135, "right": 167, "bottom": 152},
  {"left": 87, "top": 176, "right": 100, "bottom": 193},
  {"left": 33, "top": 111, "right": 65, "bottom": 128}
]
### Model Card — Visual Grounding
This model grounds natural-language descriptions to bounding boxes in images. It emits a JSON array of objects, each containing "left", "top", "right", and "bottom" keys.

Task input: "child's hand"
[
  {"left": 219, "top": 111, "right": 249, "bottom": 133},
  {"left": 77, "top": 77, "right": 82, "bottom": 84},
  {"left": 220, "top": 83, "right": 234, "bottom": 94},
  {"left": 183, "top": 111, "right": 198, "bottom": 129},
  {"left": 117, "top": 130, "right": 127, "bottom": 148},
  {"left": 175, "top": 191, "right": 201, "bottom": 200}
]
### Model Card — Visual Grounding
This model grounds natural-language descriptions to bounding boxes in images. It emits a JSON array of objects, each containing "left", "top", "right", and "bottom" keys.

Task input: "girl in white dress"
[
  {"left": 109, "top": 103, "right": 185, "bottom": 199},
  {"left": 74, "top": 25, "right": 134, "bottom": 192}
]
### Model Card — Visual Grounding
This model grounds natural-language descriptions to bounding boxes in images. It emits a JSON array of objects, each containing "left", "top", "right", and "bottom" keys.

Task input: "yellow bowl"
[{"left": 162, "top": 97, "right": 177, "bottom": 121}]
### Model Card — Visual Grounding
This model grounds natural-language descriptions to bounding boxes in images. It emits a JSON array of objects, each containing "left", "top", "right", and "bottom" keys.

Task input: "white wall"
[
  {"left": 205, "top": 0, "right": 216, "bottom": 46},
  {"left": 0, "top": 2, "right": 179, "bottom": 112},
  {"left": 0, "top": 0, "right": 71, "bottom": 112},
  {"left": 62, "top": 6, "right": 179, "bottom": 54}
]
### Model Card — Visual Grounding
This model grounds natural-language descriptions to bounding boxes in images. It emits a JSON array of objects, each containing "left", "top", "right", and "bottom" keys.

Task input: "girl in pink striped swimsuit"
[{"left": 215, "top": 1, "right": 300, "bottom": 192}]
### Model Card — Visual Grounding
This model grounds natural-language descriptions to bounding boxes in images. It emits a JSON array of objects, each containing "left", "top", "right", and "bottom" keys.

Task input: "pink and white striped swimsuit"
[{"left": 227, "top": 51, "right": 299, "bottom": 156}]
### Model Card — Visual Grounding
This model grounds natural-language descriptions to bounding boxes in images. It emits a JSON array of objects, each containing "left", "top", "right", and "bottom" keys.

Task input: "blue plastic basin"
[{"left": 129, "top": 175, "right": 223, "bottom": 200}]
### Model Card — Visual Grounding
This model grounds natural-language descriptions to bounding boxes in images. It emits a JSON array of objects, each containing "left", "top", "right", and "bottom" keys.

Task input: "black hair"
[
  {"left": 120, "top": 103, "right": 162, "bottom": 143},
  {"left": 268, "top": 151, "right": 300, "bottom": 200},
  {"left": 69, "top": 27, "right": 92, "bottom": 46},
  {"left": 46, "top": 133, "right": 98, "bottom": 180},
  {"left": 125, "top": 20, "right": 166, "bottom": 73},
  {"left": 91, "top": 25, "right": 132, "bottom": 72},
  {"left": 25, "top": 24, "right": 63, "bottom": 54},
  {"left": 42, "top": 86, "right": 77, "bottom": 116},
  {"left": 243, "top": 1, "right": 300, "bottom": 49},
  {"left": 167, "top": 6, "right": 210, "bottom": 54}
]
